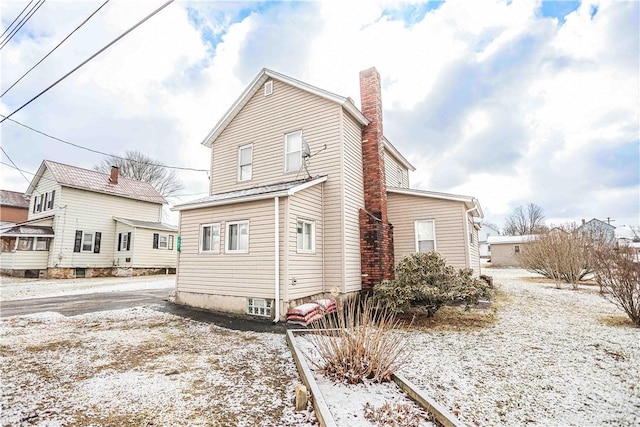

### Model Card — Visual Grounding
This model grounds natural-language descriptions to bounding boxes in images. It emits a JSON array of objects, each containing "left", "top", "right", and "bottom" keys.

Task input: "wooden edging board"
[{"left": 286, "top": 329, "right": 466, "bottom": 427}]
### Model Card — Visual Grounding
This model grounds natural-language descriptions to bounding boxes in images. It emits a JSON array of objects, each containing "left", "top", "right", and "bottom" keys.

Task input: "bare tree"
[
  {"left": 504, "top": 203, "right": 546, "bottom": 235},
  {"left": 94, "top": 150, "right": 183, "bottom": 198}
]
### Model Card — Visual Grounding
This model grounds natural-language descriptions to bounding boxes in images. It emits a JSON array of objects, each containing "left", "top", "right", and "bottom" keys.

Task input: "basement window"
[{"left": 248, "top": 298, "right": 272, "bottom": 317}]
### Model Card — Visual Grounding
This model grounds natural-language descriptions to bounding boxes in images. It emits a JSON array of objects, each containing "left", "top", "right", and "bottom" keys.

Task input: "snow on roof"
[
  {"left": 487, "top": 234, "right": 537, "bottom": 244},
  {"left": 0, "top": 225, "right": 54, "bottom": 237},
  {"left": 173, "top": 176, "right": 327, "bottom": 211},
  {"left": 0, "top": 189, "right": 29, "bottom": 208},
  {"left": 113, "top": 217, "right": 177, "bottom": 232},
  {"left": 26, "top": 160, "right": 166, "bottom": 205}
]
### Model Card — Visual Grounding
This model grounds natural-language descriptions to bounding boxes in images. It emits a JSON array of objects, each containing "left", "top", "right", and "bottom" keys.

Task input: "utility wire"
[
  {"left": 0, "top": 0, "right": 46, "bottom": 50},
  {"left": 0, "top": 0, "right": 34, "bottom": 40},
  {"left": 0, "top": 147, "right": 31, "bottom": 185},
  {"left": 1, "top": 0, "right": 110, "bottom": 98},
  {"left": 1, "top": 115, "right": 209, "bottom": 173},
  {"left": 0, "top": 0, "right": 174, "bottom": 123}
]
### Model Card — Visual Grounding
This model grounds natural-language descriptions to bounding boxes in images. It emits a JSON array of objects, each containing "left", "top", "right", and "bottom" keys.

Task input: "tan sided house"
[
  {"left": 173, "top": 67, "right": 483, "bottom": 321},
  {"left": 0, "top": 160, "right": 177, "bottom": 278}
]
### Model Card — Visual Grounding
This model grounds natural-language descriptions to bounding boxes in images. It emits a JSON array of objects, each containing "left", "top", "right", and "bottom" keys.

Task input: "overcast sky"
[{"left": 1, "top": 0, "right": 638, "bottom": 228}]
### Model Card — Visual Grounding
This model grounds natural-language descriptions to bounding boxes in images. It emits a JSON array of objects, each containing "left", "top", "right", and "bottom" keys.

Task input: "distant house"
[
  {"left": 0, "top": 160, "right": 177, "bottom": 278},
  {"left": 0, "top": 189, "right": 30, "bottom": 225},
  {"left": 578, "top": 218, "right": 616, "bottom": 244},
  {"left": 478, "top": 222, "right": 501, "bottom": 259},
  {"left": 173, "top": 67, "right": 483, "bottom": 320},
  {"left": 487, "top": 235, "right": 536, "bottom": 267}
]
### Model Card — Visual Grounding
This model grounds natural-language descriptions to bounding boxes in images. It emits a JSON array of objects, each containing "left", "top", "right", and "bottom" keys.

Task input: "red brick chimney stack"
[
  {"left": 358, "top": 67, "right": 394, "bottom": 290},
  {"left": 110, "top": 166, "right": 119, "bottom": 184}
]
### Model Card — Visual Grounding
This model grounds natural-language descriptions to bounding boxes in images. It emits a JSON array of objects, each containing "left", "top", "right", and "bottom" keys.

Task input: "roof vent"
[{"left": 264, "top": 80, "right": 273, "bottom": 96}]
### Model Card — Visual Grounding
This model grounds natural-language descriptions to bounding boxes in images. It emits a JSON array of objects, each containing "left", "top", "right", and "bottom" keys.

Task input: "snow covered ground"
[
  {"left": 0, "top": 274, "right": 175, "bottom": 301},
  {"left": 1, "top": 268, "right": 637, "bottom": 426}
]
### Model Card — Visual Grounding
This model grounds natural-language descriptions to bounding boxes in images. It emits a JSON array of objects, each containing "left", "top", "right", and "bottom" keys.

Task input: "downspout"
[
  {"left": 464, "top": 205, "right": 478, "bottom": 273},
  {"left": 321, "top": 182, "right": 325, "bottom": 294},
  {"left": 273, "top": 196, "right": 280, "bottom": 323}
]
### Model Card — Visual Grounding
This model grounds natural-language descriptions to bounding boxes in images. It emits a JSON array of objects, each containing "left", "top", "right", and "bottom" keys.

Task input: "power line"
[
  {"left": 0, "top": 147, "right": 31, "bottom": 185},
  {"left": 1, "top": 115, "right": 208, "bottom": 173},
  {"left": 0, "top": 0, "right": 174, "bottom": 123},
  {"left": 0, "top": 0, "right": 34, "bottom": 40},
  {"left": 0, "top": 0, "right": 46, "bottom": 50},
  {"left": 1, "top": 0, "right": 110, "bottom": 98}
]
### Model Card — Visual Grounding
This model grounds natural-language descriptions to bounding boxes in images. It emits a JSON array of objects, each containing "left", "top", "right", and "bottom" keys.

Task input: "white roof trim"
[
  {"left": 383, "top": 137, "right": 415, "bottom": 171},
  {"left": 388, "top": 187, "right": 484, "bottom": 218},
  {"left": 113, "top": 217, "right": 178, "bottom": 232},
  {"left": 172, "top": 176, "right": 327, "bottom": 211},
  {"left": 201, "top": 68, "right": 369, "bottom": 148},
  {"left": 487, "top": 235, "right": 537, "bottom": 244}
]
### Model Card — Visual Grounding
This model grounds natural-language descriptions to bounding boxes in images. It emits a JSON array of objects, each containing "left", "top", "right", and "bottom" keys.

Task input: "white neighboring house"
[
  {"left": 479, "top": 222, "right": 501, "bottom": 259},
  {"left": 0, "top": 160, "right": 177, "bottom": 278}
]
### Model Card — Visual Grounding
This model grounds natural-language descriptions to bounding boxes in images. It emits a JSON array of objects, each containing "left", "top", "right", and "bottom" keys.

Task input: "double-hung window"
[
  {"left": 238, "top": 144, "right": 253, "bottom": 181},
  {"left": 82, "top": 232, "right": 94, "bottom": 252},
  {"left": 285, "top": 131, "right": 302, "bottom": 173},
  {"left": 415, "top": 220, "right": 436, "bottom": 253},
  {"left": 226, "top": 221, "right": 249, "bottom": 253},
  {"left": 297, "top": 220, "right": 315, "bottom": 252},
  {"left": 200, "top": 223, "right": 220, "bottom": 253}
]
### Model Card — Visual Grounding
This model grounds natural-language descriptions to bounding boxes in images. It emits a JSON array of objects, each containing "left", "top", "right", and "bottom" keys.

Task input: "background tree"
[
  {"left": 504, "top": 203, "right": 546, "bottom": 235},
  {"left": 94, "top": 150, "right": 183, "bottom": 198}
]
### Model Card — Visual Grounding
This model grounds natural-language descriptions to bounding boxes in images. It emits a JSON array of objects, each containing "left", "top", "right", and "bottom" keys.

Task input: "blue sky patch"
[
  {"left": 540, "top": 1, "right": 581, "bottom": 23},
  {"left": 382, "top": 1, "right": 444, "bottom": 26}
]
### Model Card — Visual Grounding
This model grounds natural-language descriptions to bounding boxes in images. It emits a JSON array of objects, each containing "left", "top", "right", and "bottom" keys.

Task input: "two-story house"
[
  {"left": 173, "top": 67, "right": 483, "bottom": 321},
  {"left": 0, "top": 160, "right": 178, "bottom": 278}
]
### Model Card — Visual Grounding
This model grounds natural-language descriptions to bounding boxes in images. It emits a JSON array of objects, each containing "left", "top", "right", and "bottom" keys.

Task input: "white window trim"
[
  {"left": 414, "top": 220, "right": 437, "bottom": 252},
  {"left": 225, "top": 220, "right": 249, "bottom": 254},
  {"left": 248, "top": 298, "right": 272, "bottom": 317},
  {"left": 158, "top": 235, "right": 168, "bottom": 249},
  {"left": 237, "top": 143, "right": 253, "bottom": 182},
  {"left": 296, "top": 219, "right": 315, "bottom": 253},
  {"left": 200, "top": 223, "right": 221, "bottom": 254},
  {"left": 121, "top": 233, "right": 129, "bottom": 251},
  {"left": 284, "top": 130, "right": 303, "bottom": 173},
  {"left": 82, "top": 232, "right": 94, "bottom": 252},
  {"left": 264, "top": 80, "right": 273, "bottom": 96}
]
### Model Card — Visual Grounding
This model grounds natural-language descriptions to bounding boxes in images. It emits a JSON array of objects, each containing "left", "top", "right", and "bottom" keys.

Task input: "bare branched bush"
[
  {"left": 363, "top": 401, "right": 430, "bottom": 426},
  {"left": 517, "top": 224, "right": 603, "bottom": 289},
  {"left": 306, "top": 297, "right": 409, "bottom": 384},
  {"left": 593, "top": 245, "right": 640, "bottom": 327}
]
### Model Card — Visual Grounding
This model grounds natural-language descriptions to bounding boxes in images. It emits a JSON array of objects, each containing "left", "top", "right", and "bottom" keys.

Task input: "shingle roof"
[
  {"left": 0, "top": 225, "right": 54, "bottom": 236},
  {"left": 0, "top": 190, "right": 29, "bottom": 208},
  {"left": 28, "top": 160, "right": 166, "bottom": 205}
]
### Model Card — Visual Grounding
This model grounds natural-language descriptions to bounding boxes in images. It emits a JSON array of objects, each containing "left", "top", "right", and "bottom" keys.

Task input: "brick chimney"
[
  {"left": 358, "top": 67, "right": 394, "bottom": 290},
  {"left": 110, "top": 166, "right": 119, "bottom": 184}
]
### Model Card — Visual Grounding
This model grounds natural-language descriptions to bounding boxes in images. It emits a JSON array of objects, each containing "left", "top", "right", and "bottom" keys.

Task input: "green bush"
[{"left": 373, "top": 252, "right": 493, "bottom": 317}]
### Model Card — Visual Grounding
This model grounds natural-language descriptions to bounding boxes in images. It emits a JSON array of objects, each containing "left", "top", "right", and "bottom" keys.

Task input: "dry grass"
[
  {"left": 399, "top": 290, "right": 509, "bottom": 332},
  {"left": 598, "top": 315, "right": 639, "bottom": 328}
]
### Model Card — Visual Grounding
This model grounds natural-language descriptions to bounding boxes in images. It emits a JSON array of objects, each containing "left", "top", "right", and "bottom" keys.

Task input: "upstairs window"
[
  {"left": 285, "top": 131, "right": 302, "bottom": 173},
  {"left": 415, "top": 220, "right": 436, "bottom": 253},
  {"left": 297, "top": 220, "right": 315, "bottom": 252},
  {"left": 226, "top": 221, "right": 249, "bottom": 253},
  {"left": 238, "top": 144, "right": 253, "bottom": 181}
]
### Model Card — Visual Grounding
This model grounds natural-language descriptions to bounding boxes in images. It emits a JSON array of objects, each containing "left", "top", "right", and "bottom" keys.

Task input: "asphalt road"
[{"left": 0, "top": 288, "right": 172, "bottom": 318}]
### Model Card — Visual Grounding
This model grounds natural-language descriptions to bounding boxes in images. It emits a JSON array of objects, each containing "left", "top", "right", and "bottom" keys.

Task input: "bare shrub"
[
  {"left": 517, "top": 225, "right": 601, "bottom": 288},
  {"left": 363, "top": 401, "right": 431, "bottom": 426},
  {"left": 373, "top": 252, "right": 493, "bottom": 316},
  {"left": 593, "top": 245, "right": 640, "bottom": 327},
  {"left": 306, "top": 297, "right": 409, "bottom": 384}
]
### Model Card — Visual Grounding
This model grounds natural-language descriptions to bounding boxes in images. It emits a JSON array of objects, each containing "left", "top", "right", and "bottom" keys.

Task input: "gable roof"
[
  {"left": 25, "top": 160, "right": 166, "bottom": 205},
  {"left": 113, "top": 217, "right": 177, "bottom": 232},
  {"left": 387, "top": 187, "right": 483, "bottom": 218},
  {"left": 173, "top": 176, "right": 327, "bottom": 211},
  {"left": 0, "top": 189, "right": 29, "bottom": 208},
  {"left": 201, "top": 68, "right": 370, "bottom": 148},
  {"left": 579, "top": 218, "right": 616, "bottom": 231}
]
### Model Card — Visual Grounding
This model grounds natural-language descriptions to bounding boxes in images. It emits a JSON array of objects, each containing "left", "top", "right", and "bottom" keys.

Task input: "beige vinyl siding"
[
  {"left": 210, "top": 79, "right": 346, "bottom": 290},
  {"left": 0, "top": 250, "right": 49, "bottom": 270},
  {"left": 287, "top": 185, "right": 324, "bottom": 300},
  {"left": 387, "top": 192, "right": 468, "bottom": 270},
  {"left": 342, "top": 112, "right": 365, "bottom": 292},
  {"left": 176, "top": 198, "right": 277, "bottom": 298},
  {"left": 53, "top": 186, "right": 162, "bottom": 268},
  {"left": 132, "top": 228, "right": 178, "bottom": 268},
  {"left": 384, "top": 150, "right": 409, "bottom": 189},
  {"left": 490, "top": 243, "right": 523, "bottom": 267}
]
